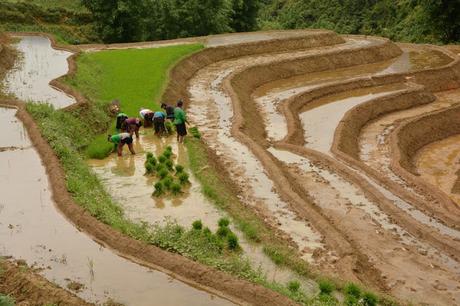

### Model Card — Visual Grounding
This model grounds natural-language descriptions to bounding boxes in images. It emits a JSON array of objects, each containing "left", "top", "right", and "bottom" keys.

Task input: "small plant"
[
  {"left": 345, "top": 283, "right": 362, "bottom": 299},
  {"left": 146, "top": 152, "right": 154, "bottom": 159},
  {"left": 165, "top": 121, "right": 175, "bottom": 134},
  {"left": 163, "top": 150, "right": 172, "bottom": 159},
  {"left": 190, "top": 126, "right": 201, "bottom": 139},
  {"left": 218, "top": 217, "right": 230, "bottom": 227},
  {"left": 165, "top": 159, "right": 174, "bottom": 171},
  {"left": 287, "top": 280, "right": 301, "bottom": 293},
  {"left": 156, "top": 163, "right": 166, "bottom": 172},
  {"left": 165, "top": 145, "right": 173, "bottom": 152},
  {"left": 227, "top": 232, "right": 239, "bottom": 250},
  {"left": 178, "top": 172, "right": 190, "bottom": 185},
  {"left": 158, "top": 155, "right": 166, "bottom": 163},
  {"left": 175, "top": 164, "right": 184, "bottom": 173},
  {"left": 171, "top": 183, "right": 182, "bottom": 195},
  {"left": 162, "top": 176, "right": 174, "bottom": 190},
  {"left": 192, "top": 220, "right": 203, "bottom": 230},
  {"left": 158, "top": 169, "right": 169, "bottom": 179},
  {"left": 362, "top": 292, "right": 378, "bottom": 306},
  {"left": 203, "top": 227, "right": 212, "bottom": 236},
  {"left": 318, "top": 279, "right": 335, "bottom": 295},
  {"left": 216, "top": 226, "right": 229, "bottom": 238},
  {"left": 0, "top": 295, "right": 15, "bottom": 306},
  {"left": 153, "top": 182, "right": 164, "bottom": 196},
  {"left": 145, "top": 162, "right": 154, "bottom": 174}
]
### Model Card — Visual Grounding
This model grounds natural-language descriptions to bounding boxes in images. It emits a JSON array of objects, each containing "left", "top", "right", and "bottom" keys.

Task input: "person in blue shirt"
[{"left": 153, "top": 111, "right": 166, "bottom": 136}]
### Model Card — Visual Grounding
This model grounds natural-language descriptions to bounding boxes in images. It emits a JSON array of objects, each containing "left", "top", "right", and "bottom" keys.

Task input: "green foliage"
[
  {"left": 153, "top": 181, "right": 164, "bottom": 196},
  {"left": 287, "top": 280, "right": 300, "bottom": 293},
  {"left": 161, "top": 176, "right": 174, "bottom": 190},
  {"left": 0, "top": 294, "right": 15, "bottom": 306},
  {"left": 165, "top": 159, "right": 174, "bottom": 171},
  {"left": 146, "top": 152, "right": 154, "bottom": 159},
  {"left": 178, "top": 172, "right": 189, "bottom": 185},
  {"left": 216, "top": 226, "right": 230, "bottom": 238},
  {"left": 192, "top": 220, "right": 203, "bottom": 230},
  {"left": 318, "top": 279, "right": 335, "bottom": 295},
  {"left": 158, "top": 155, "right": 166, "bottom": 164},
  {"left": 226, "top": 232, "right": 239, "bottom": 250},
  {"left": 145, "top": 162, "right": 154, "bottom": 174},
  {"left": 175, "top": 164, "right": 184, "bottom": 173},
  {"left": 165, "top": 121, "right": 175, "bottom": 134},
  {"left": 189, "top": 126, "right": 201, "bottom": 139},
  {"left": 158, "top": 169, "right": 169, "bottom": 179},
  {"left": 218, "top": 217, "right": 230, "bottom": 227},
  {"left": 163, "top": 150, "right": 172, "bottom": 159},
  {"left": 171, "top": 183, "right": 182, "bottom": 195},
  {"left": 362, "top": 291, "right": 378, "bottom": 306}
]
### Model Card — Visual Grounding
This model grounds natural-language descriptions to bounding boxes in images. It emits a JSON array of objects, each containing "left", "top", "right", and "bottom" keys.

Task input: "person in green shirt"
[
  {"left": 174, "top": 99, "right": 189, "bottom": 143},
  {"left": 107, "top": 133, "right": 135, "bottom": 156},
  {"left": 115, "top": 112, "right": 128, "bottom": 133}
]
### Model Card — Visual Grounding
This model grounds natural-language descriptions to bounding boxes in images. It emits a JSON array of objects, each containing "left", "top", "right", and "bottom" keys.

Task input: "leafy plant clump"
[
  {"left": 189, "top": 126, "right": 201, "bottom": 139},
  {"left": 318, "top": 279, "right": 335, "bottom": 295},
  {"left": 287, "top": 280, "right": 300, "bottom": 293},
  {"left": 192, "top": 220, "right": 203, "bottom": 230}
]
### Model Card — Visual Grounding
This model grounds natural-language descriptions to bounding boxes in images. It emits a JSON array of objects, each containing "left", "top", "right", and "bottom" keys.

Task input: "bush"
[
  {"left": 171, "top": 183, "right": 182, "bottom": 195},
  {"left": 216, "top": 226, "right": 229, "bottom": 238},
  {"left": 362, "top": 292, "right": 378, "bottom": 306},
  {"left": 175, "top": 164, "right": 184, "bottom": 173},
  {"left": 192, "top": 220, "right": 203, "bottom": 230},
  {"left": 162, "top": 176, "right": 173, "bottom": 190},
  {"left": 158, "top": 169, "right": 169, "bottom": 179},
  {"left": 218, "top": 217, "right": 230, "bottom": 227},
  {"left": 318, "top": 279, "right": 335, "bottom": 295},
  {"left": 153, "top": 182, "right": 164, "bottom": 196},
  {"left": 344, "top": 283, "right": 362, "bottom": 299},
  {"left": 227, "top": 232, "right": 239, "bottom": 250},
  {"left": 165, "top": 159, "right": 174, "bottom": 171},
  {"left": 178, "top": 172, "right": 189, "bottom": 185},
  {"left": 287, "top": 280, "right": 301, "bottom": 293}
]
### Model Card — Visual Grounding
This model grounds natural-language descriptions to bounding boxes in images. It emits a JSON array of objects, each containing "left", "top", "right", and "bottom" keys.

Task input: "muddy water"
[
  {"left": 416, "top": 134, "right": 460, "bottom": 205},
  {"left": 0, "top": 108, "right": 232, "bottom": 305},
  {"left": 4, "top": 36, "right": 75, "bottom": 108},
  {"left": 300, "top": 84, "right": 407, "bottom": 153}
]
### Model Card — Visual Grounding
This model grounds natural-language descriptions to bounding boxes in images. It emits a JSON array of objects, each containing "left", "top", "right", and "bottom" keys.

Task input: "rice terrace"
[{"left": 0, "top": 0, "right": 459, "bottom": 305}]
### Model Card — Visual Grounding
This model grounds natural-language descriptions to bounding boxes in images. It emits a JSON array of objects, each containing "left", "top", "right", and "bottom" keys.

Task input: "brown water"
[
  {"left": 416, "top": 134, "right": 460, "bottom": 205},
  {"left": 4, "top": 36, "right": 76, "bottom": 108},
  {"left": 0, "top": 107, "right": 233, "bottom": 305}
]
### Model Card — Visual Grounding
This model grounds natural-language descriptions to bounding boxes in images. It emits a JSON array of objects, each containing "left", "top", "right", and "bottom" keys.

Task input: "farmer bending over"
[
  {"left": 115, "top": 112, "right": 128, "bottom": 133},
  {"left": 108, "top": 133, "right": 135, "bottom": 156},
  {"left": 174, "top": 100, "right": 189, "bottom": 143},
  {"left": 122, "top": 118, "right": 143, "bottom": 139},
  {"left": 153, "top": 111, "right": 166, "bottom": 136},
  {"left": 161, "top": 103, "right": 175, "bottom": 121},
  {"left": 139, "top": 108, "right": 154, "bottom": 127}
]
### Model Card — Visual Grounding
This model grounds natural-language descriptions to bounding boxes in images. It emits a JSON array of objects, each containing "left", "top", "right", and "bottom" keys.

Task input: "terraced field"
[{"left": 1, "top": 30, "right": 459, "bottom": 305}]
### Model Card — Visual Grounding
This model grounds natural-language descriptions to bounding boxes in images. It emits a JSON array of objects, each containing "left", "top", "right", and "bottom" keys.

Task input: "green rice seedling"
[
  {"left": 163, "top": 150, "right": 172, "bottom": 159},
  {"left": 344, "top": 283, "right": 362, "bottom": 299},
  {"left": 218, "top": 217, "right": 230, "bottom": 227},
  {"left": 165, "top": 159, "right": 174, "bottom": 171},
  {"left": 287, "top": 280, "right": 301, "bottom": 293},
  {"left": 175, "top": 164, "right": 184, "bottom": 173},
  {"left": 145, "top": 162, "right": 154, "bottom": 174},
  {"left": 162, "top": 176, "right": 174, "bottom": 190},
  {"left": 318, "top": 279, "right": 335, "bottom": 295},
  {"left": 362, "top": 292, "right": 378, "bottom": 306},
  {"left": 158, "top": 169, "right": 169, "bottom": 179},
  {"left": 189, "top": 126, "right": 201, "bottom": 139},
  {"left": 171, "top": 183, "right": 182, "bottom": 195},
  {"left": 153, "top": 182, "right": 164, "bottom": 196},
  {"left": 165, "top": 121, "right": 175, "bottom": 134},
  {"left": 158, "top": 155, "right": 167, "bottom": 163},
  {"left": 203, "top": 227, "right": 212, "bottom": 236},
  {"left": 146, "top": 152, "right": 154, "bottom": 159},
  {"left": 216, "top": 226, "right": 229, "bottom": 238},
  {"left": 178, "top": 172, "right": 189, "bottom": 185},
  {"left": 192, "top": 220, "right": 203, "bottom": 230},
  {"left": 156, "top": 163, "right": 166, "bottom": 172},
  {"left": 165, "top": 145, "right": 173, "bottom": 152},
  {"left": 147, "top": 156, "right": 157, "bottom": 166},
  {"left": 226, "top": 232, "right": 239, "bottom": 250}
]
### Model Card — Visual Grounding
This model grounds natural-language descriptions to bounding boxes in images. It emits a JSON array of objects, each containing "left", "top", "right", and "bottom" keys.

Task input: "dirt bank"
[{"left": 0, "top": 259, "right": 92, "bottom": 306}]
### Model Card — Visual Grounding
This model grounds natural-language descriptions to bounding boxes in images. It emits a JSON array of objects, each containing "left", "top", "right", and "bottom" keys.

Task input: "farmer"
[
  {"left": 115, "top": 112, "right": 128, "bottom": 133},
  {"left": 153, "top": 110, "right": 167, "bottom": 136},
  {"left": 139, "top": 108, "right": 154, "bottom": 127},
  {"left": 161, "top": 103, "right": 175, "bottom": 121},
  {"left": 122, "top": 117, "right": 143, "bottom": 139},
  {"left": 174, "top": 99, "right": 189, "bottom": 143},
  {"left": 108, "top": 133, "right": 135, "bottom": 156}
]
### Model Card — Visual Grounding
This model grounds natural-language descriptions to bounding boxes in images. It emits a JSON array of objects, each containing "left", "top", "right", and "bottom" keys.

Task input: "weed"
[
  {"left": 175, "top": 164, "right": 184, "bottom": 173},
  {"left": 0, "top": 295, "right": 15, "bottom": 306},
  {"left": 287, "top": 280, "right": 300, "bottom": 293},
  {"left": 153, "top": 182, "right": 164, "bottom": 196},
  {"left": 158, "top": 169, "right": 169, "bottom": 179},
  {"left": 227, "top": 232, "right": 239, "bottom": 250},
  {"left": 178, "top": 172, "right": 189, "bottom": 185},
  {"left": 216, "top": 226, "right": 230, "bottom": 238},
  {"left": 362, "top": 291, "right": 378, "bottom": 306},
  {"left": 344, "top": 283, "right": 362, "bottom": 299},
  {"left": 161, "top": 176, "right": 174, "bottom": 190},
  {"left": 218, "top": 217, "right": 230, "bottom": 227},
  {"left": 171, "top": 183, "right": 182, "bottom": 195},
  {"left": 318, "top": 279, "right": 335, "bottom": 295},
  {"left": 192, "top": 220, "right": 203, "bottom": 230}
]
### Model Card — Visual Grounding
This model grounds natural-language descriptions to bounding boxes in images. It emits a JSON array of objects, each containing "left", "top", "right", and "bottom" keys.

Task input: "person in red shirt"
[{"left": 121, "top": 117, "right": 143, "bottom": 139}]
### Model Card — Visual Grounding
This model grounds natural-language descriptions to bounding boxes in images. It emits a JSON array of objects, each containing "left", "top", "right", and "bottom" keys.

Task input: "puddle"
[
  {"left": 4, "top": 36, "right": 76, "bottom": 108},
  {"left": 0, "top": 108, "right": 233, "bottom": 306},
  {"left": 416, "top": 134, "right": 460, "bottom": 205},
  {"left": 0, "top": 107, "right": 29, "bottom": 148},
  {"left": 300, "top": 84, "right": 407, "bottom": 153}
]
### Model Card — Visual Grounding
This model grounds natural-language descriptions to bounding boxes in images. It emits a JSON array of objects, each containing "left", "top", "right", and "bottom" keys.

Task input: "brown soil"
[{"left": 0, "top": 259, "right": 92, "bottom": 306}]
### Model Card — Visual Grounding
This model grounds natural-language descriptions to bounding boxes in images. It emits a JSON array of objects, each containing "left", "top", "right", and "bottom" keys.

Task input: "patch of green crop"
[{"left": 0, "top": 294, "right": 15, "bottom": 306}]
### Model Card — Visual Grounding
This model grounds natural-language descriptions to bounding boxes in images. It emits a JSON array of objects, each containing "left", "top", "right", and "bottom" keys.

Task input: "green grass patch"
[
  {"left": 0, "top": 294, "right": 15, "bottom": 306},
  {"left": 65, "top": 44, "right": 203, "bottom": 158}
]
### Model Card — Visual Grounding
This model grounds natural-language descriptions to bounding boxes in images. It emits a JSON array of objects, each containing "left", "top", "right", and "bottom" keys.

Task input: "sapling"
[
  {"left": 178, "top": 172, "right": 189, "bottom": 185},
  {"left": 218, "top": 217, "right": 230, "bottom": 227},
  {"left": 171, "top": 183, "right": 182, "bottom": 195},
  {"left": 344, "top": 283, "right": 361, "bottom": 299},
  {"left": 192, "top": 220, "right": 203, "bottom": 230},
  {"left": 165, "top": 145, "right": 173, "bottom": 152},
  {"left": 227, "top": 232, "right": 239, "bottom": 250}
]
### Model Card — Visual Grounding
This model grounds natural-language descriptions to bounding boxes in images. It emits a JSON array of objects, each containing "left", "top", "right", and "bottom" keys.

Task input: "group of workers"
[{"left": 107, "top": 100, "right": 189, "bottom": 156}]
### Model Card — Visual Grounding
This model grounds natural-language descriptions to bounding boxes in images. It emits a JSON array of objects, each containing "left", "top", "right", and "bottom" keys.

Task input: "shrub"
[
  {"left": 158, "top": 155, "right": 166, "bottom": 163},
  {"left": 192, "top": 220, "right": 203, "bottom": 230},
  {"left": 362, "top": 292, "right": 378, "bottom": 306},
  {"left": 216, "top": 226, "right": 229, "bottom": 238},
  {"left": 175, "top": 164, "right": 184, "bottom": 173},
  {"left": 158, "top": 169, "right": 169, "bottom": 179},
  {"left": 153, "top": 182, "right": 164, "bottom": 196},
  {"left": 162, "top": 176, "right": 174, "bottom": 190},
  {"left": 171, "top": 183, "right": 182, "bottom": 195},
  {"left": 345, "top": 283, "right": 362, "bottom": 299},
  {"left": 218, "top": 217, "right": 230, "bottom": 227},
  {"left": 165, "top": 159, "right": 174, "bottom": 171},
  {"left": 318, "top": 279, "right": 335, "bottom": 295},
  {"left": 178, "top": 172, "right": 189, "bottom": 185},
  {"left": 227, "top": 232, "right": 239, "bottom": 250},
  {"left": 287, "top": 280, "right": 301, "bottom": 293}
]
